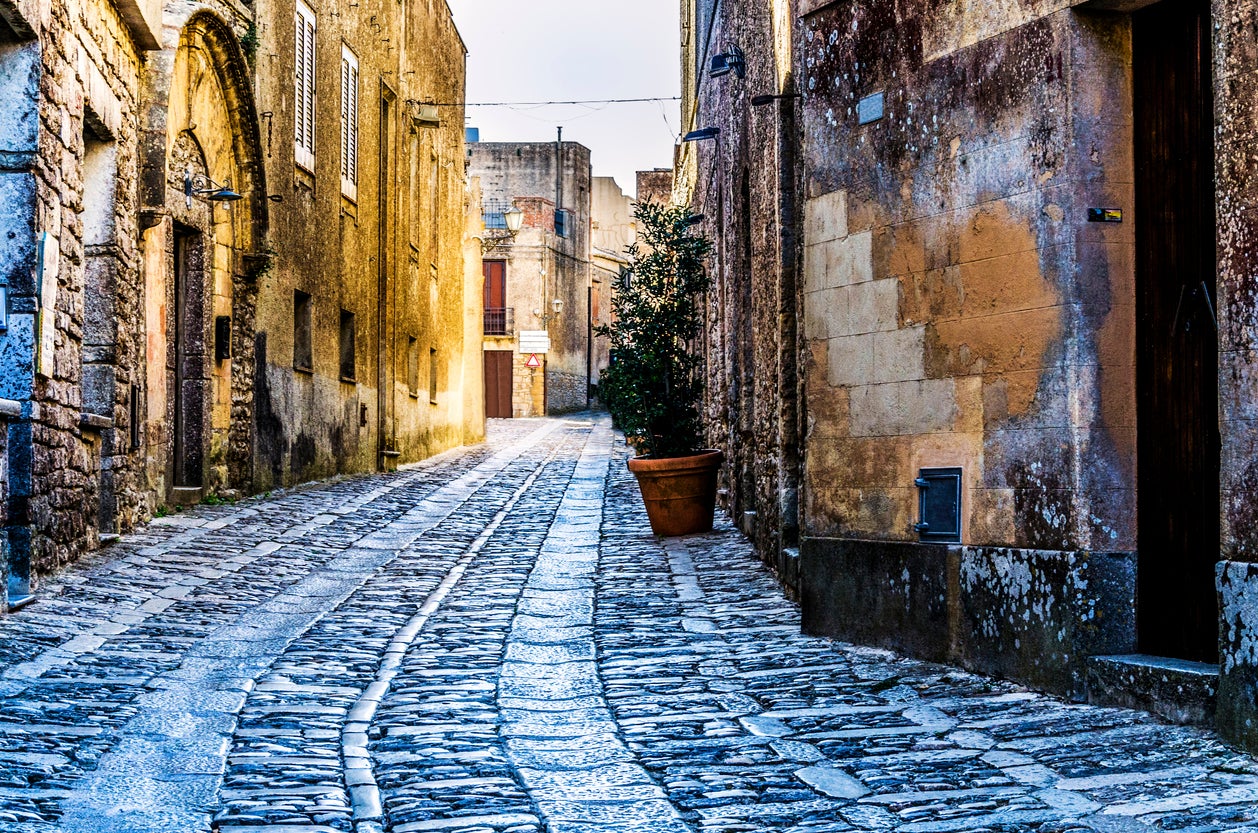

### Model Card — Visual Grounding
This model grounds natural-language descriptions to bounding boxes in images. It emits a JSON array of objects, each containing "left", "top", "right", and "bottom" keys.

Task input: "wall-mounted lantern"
[
  {"left": 184, "top": 169, "right": 243, "bottom": 209},
  {"left": 480, "top": 204, "right": 525, "bottom": 254}
]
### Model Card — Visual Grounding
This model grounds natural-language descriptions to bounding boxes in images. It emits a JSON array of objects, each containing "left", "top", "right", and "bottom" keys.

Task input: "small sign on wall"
[
  {"left": 519, "top": 330, "right": 550, "bottom": 354},
  {"left": 1087, "top": 208, "right": 1123, "bottom": 223},
  {"left": 525, "top": 353, "right": 541, "bottom": 368},
  {"left": 858, "top": 92, "right": 885, "bottom": 125}
]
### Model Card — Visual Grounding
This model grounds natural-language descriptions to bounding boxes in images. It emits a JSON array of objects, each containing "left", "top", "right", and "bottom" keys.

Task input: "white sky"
[{"left": 448, "top": 1, "right": 682, "bottom": 198}]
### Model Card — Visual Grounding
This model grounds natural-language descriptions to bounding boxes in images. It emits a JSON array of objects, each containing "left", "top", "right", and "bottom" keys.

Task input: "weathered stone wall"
[
  {"left": 590, "top": 175, "right": 634, "bottom": 389},
  {"left": 635, "top": 168, "right": 673, "bottom": 206},
  {"left": 1215, "top": 0, "right": 1258, "bottom": 561},
  {"left": 678, "top": 0, "right": 803, "bottom": 588},
  {"left": 0, "top": 0, "right": 478, "bottom": 604},
  {"left": 801, "top": 538, "right": 1137, "bottom": 699},
  {"left": 798, "top": 3, "right": 1134, "bottom": 554},
  {"left": 0, "top": 0, "right": 152, "bottom": 595}
]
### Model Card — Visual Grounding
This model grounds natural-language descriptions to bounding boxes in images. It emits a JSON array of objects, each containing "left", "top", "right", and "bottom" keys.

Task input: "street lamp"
[
  {"left": 481, "top": 204, "right": 525, "bottom": 254},
  {"left": 751, "top": 93, "right": 802, "bottom": 107},
  {"left": 184, "top": 169, "right": 243, "bottom": 209},
  {"left": 682, "top": 127, "right": 720, "bottom": 142}
]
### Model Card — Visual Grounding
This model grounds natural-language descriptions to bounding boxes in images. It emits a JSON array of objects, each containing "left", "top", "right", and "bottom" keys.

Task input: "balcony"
[{"left": 485, "top": 307, "right": 514, "bottom": 336}]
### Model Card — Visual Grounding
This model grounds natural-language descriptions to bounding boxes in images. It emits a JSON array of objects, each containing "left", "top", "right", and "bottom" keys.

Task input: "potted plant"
[{"left": 597, "top": 202, "right": 722, "bottom": 536}]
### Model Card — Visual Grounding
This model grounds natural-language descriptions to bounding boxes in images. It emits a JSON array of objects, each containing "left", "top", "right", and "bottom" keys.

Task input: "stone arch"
[{"left": 138, "top": 9, "right": 268, "bottom": 502}]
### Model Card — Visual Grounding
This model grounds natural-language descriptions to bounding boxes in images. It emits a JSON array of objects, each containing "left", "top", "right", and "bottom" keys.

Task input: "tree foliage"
[{"left": 597, "top": 202, "right": 713, "bottom": 458}]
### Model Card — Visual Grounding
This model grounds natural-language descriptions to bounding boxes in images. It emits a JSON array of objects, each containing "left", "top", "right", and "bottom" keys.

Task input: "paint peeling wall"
[
  {"left": 250, "top": 0, "right": 473, "bottom": 486},
  {"left": 798, "top": 2, "right": 1136, "bottom": 555}
]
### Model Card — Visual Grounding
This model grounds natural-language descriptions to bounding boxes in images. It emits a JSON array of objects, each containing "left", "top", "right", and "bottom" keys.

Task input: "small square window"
[
  {"left": 339, "top": 309, "right": 356, "bottom": 381},
  {"left": 294, "top": 291, "right": 313, "bottom": 371}
]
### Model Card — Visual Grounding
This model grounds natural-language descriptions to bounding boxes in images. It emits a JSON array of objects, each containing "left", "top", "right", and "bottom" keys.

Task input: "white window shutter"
[
  {"left": 340, "top": 46, "right": 358, "bottom": 200},
  {"left": 295, "top": 1, "right": 316, "bottom": 171}
]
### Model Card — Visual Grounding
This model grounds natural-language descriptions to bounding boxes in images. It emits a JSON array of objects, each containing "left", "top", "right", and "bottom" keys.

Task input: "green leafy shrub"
[{"left": 597, "top": 202, "right": 712, "bottom": 458}]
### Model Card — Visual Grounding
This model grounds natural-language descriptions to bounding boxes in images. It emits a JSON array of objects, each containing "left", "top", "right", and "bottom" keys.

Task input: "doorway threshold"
[{"left": 1087, "top": 653, "right": 1217, "bottom": 727}]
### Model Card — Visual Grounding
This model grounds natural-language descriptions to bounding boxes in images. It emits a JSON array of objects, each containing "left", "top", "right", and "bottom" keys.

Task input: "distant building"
[
  {"left": 636, "top": 169, "right": 674, "bottom": 208},
  {"left": 468, "top": 140, "right": 595, "bottom": 417},
  {"left": 590, "top": 177, "right": 636, "bottom": 391}
]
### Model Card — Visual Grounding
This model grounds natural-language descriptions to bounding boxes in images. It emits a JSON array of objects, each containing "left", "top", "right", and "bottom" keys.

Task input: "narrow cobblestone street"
[{"left": 2, "top": 417, "right": 1258, "bottom": 833}]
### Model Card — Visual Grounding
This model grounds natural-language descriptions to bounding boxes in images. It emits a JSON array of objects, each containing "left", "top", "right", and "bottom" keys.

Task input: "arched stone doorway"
[{"left": 139, "top": 10, "right": 267, "bottom": 505}]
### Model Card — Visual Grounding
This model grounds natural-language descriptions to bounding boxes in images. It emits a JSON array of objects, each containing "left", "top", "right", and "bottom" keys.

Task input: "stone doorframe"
[{"left": 137, "top": 10, "right": 269, "bottom": 504}]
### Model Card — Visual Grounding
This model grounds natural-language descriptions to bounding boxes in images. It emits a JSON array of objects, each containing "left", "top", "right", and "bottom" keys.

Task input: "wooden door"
[
  {"left": 484, "top": 350, "right": 513, "bottom": 419},
  {"left": 1134, "top": 0, "right": 1220, "bottom": 662}
]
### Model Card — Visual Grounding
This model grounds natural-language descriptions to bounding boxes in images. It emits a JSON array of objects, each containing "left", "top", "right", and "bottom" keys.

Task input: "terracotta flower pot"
[{"left": 627, "top": 450, "right": 724, "bottom": 537}]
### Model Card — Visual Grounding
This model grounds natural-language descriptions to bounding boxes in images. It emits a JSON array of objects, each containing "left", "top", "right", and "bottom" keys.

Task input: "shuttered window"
[
  {"left": 340, "top": 46, "right": 359, "bottom": 200},
  {"left": 294, "top": 0, "right": 316, "bottom": 171}
]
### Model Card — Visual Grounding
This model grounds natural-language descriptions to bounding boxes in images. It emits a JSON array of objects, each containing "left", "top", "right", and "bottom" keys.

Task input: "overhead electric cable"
[{"left": 409, "top": 96, "right": 682, "bottom": 107}]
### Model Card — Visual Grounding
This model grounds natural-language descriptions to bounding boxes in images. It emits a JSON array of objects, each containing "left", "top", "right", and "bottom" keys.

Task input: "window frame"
[
  {"left": 339, "top": 309, "right": 357, "bottom": 382},
  {"left": 293, "top": 290, "right": 313, "bottom": 372},
  {"left": 340, "top": 44, "right": 359, "bottom": 201},
  {"left": 294, "top": 0, "right": 317, "bottom": 172}
]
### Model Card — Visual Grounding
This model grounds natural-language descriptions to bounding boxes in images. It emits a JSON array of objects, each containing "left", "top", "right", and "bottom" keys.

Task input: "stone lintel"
[{"left": 108, "top": 0, "right": 161, "bottom": 50}]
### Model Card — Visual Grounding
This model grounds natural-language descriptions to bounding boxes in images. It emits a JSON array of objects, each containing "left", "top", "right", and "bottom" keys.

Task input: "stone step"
[
  {"left": 1086, "top": 653, "right": 1217, "bottom": 726},
  {"left": 169, "top": 486, "right": 204, "bottom": 506}
]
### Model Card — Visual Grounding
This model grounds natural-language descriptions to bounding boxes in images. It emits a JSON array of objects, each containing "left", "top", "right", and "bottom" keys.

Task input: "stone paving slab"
[{"left": 3, "top": 415, "right": 1258, "bottom": 832}]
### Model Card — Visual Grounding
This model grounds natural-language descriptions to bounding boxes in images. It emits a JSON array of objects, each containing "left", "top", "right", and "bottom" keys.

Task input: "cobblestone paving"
[{"left": 2, "top": 415, "right": 1258, "bottom": 832}]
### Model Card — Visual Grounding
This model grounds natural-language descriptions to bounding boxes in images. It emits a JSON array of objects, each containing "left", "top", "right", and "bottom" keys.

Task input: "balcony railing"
[{"left": 484, "top": 307, "right": 514, "bottom": 336}]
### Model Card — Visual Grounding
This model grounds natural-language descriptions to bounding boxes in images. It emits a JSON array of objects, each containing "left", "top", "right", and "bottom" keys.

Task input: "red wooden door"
[{"left": 484, "top": 350, "right": 513, "bottom": 418}]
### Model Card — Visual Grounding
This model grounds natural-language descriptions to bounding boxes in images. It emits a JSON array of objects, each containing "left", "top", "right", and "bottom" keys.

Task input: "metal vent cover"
[{"left": 915, "top": 467, "right": 962, "bottom": 543}]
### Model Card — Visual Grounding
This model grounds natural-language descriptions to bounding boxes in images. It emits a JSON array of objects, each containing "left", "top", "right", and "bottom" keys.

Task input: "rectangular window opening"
[
  {"left": 407, "top": 336, "right": 419, "bottom": 397},
  {"left": 294, "top": 290, "right": 313, "bottom": 371},
  {"left": 428, "top": 347, "right": 438, "bottom": 404},
  {"left": 339, "top": 309, "right": 356, "bottom": 381}
]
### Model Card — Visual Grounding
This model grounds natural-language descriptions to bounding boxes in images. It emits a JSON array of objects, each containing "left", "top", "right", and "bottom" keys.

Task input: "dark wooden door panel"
[
  {"left": 484, "top": 350, "right": 513, "bottom": 419},
  {"left": 1134, "top": 0, "right": 1220, "bottom": 662}
]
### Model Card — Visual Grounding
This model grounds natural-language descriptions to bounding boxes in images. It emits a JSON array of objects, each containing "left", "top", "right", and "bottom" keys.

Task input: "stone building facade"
[
  {"left": 469, "top": 140, "right": 595, "bottom": 417},
  {"left": 0, "top": 0, "right": 478, "bottom": 610},
  {"left": 677, "top": 0, "right": 804, "bottom": 591},
  {"left": 680, "top": 0, "right": 1258, "bottom": 751},
  {"left": 0, "top": 0, "right": 160, "bottom": 606},
  {"left": 590, "top": 175, "right": 636, "bottom": 391}
]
